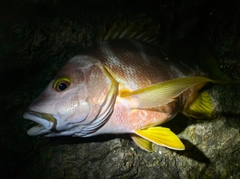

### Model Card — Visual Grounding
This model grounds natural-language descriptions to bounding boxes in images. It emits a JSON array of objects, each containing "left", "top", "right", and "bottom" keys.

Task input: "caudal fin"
[{"left": 198, "top": 49, "right": 239, "bottom": 84}]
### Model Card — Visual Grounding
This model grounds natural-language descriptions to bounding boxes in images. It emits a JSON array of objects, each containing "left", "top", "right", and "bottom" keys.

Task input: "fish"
[{"left": 23, "top": 23, "right": 233, "bottom": 152}]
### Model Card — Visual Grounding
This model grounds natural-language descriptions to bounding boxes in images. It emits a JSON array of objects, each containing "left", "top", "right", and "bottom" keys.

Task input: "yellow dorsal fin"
[
  {"left": 135, "top": 127, "right": 185, "bottom": 150},
  {"left": 130, "top": 134, "right": 154, "bottom": 152},
  {"left": 97, "top": 21, "right": 159, "bottom": 44},
  {"left": 121, "top": 76, "right": 213, "bottom": 109}
]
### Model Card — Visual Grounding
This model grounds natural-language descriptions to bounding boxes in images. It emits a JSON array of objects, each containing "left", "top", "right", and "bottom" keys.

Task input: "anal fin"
[
  {"left": 183, "top": 91, "right": 213, "bottom": 118},
  {"left": 135, "top": 127, "right": 185, "bottom": 151}
]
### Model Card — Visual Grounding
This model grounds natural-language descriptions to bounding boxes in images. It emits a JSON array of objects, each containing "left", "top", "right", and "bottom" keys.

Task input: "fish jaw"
[{"left": 23, "top": 111, "right": 57, "bottom": 136}]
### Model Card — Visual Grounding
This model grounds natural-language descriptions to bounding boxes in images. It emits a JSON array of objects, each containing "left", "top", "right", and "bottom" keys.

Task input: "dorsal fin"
[{"left": 97, "top": 21, "right": 159, "bottom": 44}]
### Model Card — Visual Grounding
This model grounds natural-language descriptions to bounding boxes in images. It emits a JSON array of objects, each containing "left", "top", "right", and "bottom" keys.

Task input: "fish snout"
[{"left": 23, "top": 111, "right": 57, "bottom": 136}]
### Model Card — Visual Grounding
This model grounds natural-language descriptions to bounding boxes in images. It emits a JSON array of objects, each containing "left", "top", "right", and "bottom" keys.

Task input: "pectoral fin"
[
  {"left": 121, "top": 76, "right": 213, "bottom": 108},
  {"left": 135, "top": 127, "right": 185, "bottom": 150},
  {"left": 131, "top": 134, "right": 154, "bottom": 152}
]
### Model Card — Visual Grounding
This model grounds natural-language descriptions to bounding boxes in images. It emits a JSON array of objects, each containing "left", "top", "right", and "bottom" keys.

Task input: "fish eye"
[{"left": 53, "top": 77, "right": 71, "bottom": 92}]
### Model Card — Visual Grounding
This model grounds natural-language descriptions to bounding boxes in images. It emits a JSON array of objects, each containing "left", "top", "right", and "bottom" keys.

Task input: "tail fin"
[
  {"left": 183, "top": 49, "right": 240, "bottom": 119},
  {"left": 183, "top": 51, "right": 239, "bottom": 119},
  {"left": 198, "top": 49, "right": 239, "bottom": 84}
]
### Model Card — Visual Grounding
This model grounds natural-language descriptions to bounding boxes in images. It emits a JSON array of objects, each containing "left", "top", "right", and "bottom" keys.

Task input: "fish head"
[{"left": 24, "top": 55, "right": 118, "bottom": 137}]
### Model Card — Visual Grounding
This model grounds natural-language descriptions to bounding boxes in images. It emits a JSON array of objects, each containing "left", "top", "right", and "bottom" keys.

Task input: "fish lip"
[{"left": 23, "top": 111, "right": 56, "bottom": 135}]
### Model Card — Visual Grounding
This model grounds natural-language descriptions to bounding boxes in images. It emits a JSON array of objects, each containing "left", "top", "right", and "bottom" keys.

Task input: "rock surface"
[{"left": 1, "top": 1, "right": 240, "bottom": 178}]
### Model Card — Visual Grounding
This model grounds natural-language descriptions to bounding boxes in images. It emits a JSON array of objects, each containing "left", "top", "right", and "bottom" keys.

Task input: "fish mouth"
[{"left": 23, "top": 111, "right": 57, "bottom": 136}]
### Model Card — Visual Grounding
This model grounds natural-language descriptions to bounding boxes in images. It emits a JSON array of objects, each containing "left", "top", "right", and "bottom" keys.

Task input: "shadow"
[
  {"left": 48, "top": 133, "right": 130, "bottom": 146},
  {"left": 161, "top": 113, "right": 212, "bottom": 164},
  {"left": 221, "top": 112, "right": 240, "bottom": 129},
  {"left": 47, "top": 113, "right": 213, "bottom": 165},
  {"left": 176, "top": 139, "right": 211, "bottom": 164},
  {"left": 161, "top": 113, "right": 191, "bottom": 134}
]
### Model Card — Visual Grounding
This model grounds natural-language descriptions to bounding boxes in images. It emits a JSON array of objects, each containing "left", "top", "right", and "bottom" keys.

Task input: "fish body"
[
  {"left": 24, "top": 38, "right": 215, "bottom": 151},
  {"left": 71, "top": 39, "right": 207, "bottom": 132}
]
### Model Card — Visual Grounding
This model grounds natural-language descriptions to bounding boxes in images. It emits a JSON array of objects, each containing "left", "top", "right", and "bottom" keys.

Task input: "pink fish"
[{"left": 23, "top": 25, "right": 229, "bottom": 151}]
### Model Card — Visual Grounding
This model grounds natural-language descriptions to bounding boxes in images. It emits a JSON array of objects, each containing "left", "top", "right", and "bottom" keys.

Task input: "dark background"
[{"left": 1, "top": 0, "right": 240, "bottom": 178}]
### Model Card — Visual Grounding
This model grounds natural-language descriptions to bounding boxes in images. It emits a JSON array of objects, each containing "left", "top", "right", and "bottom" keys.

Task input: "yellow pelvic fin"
[
  {"left": 183, "top": 91, "right": 213, "bottom": 118},
  {"left": 135, "top": 127, "right": 185, "bottom": 150},
  {"left": 121, "top": 76, "right": 213, "bottom": 109},
  {"left": 130, "top": 134, "right": 154, "bottom": 152}
]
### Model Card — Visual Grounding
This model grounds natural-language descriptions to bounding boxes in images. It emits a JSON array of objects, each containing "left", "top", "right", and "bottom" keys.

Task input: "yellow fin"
[
  {"left": 97, "top": 21, "right": 159, "bottom": 43},
  {"left": 183, "top": 91, "right": 213, "bottom": 118},
  {"left": 130, "top": 134, "right": 154, "bottom": 152},
  {"left": 135, "top": 127, "right": 185, "bottom": 150},
  {"left": 121, "top": 76, "right": 213, "bottom": 108}
]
